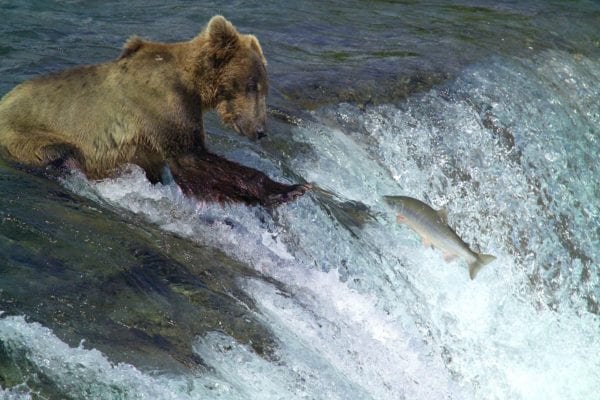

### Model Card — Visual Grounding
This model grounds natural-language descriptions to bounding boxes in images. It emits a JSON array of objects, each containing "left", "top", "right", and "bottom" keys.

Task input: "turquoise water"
[{"left": 1, "top": 1, "right": 599, "bottom": 399}]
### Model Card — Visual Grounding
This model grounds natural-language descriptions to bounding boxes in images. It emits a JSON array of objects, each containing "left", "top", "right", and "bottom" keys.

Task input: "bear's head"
[{"left": 201, "top": 16, "right": 269, "bottom": 141}]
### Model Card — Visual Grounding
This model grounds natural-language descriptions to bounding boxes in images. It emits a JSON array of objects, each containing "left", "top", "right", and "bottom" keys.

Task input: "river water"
[{"left": 0, "top": 1, "right": 599, "bottom": 399}]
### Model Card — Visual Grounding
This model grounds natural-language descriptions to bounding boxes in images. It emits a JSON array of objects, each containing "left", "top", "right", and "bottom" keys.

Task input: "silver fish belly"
[{"left": 383, "top": 195, "right": 495, "bottom": 279}]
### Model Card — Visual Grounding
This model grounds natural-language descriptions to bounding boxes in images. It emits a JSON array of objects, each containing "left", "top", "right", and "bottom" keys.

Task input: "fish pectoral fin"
[
  {"left": 442, "top": 252, "right": 457, "bottom": 262},
  {"left": 396, "top": 214, "right": 407, "bottom": 223},
  {"left": 421, "top": 237, "right": 432, "bottom": 247}
]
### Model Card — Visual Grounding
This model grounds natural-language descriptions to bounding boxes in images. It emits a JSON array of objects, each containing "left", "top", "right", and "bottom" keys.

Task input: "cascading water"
[{"left": 3, "top": 46, "right": 597, "bottom": 399}]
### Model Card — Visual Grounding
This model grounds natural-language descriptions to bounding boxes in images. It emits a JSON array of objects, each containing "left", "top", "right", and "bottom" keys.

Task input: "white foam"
[
  {"left": 0, "top": 384, "right": 32, "bottom": 400},
  {"left": 45, "top": 49, "right": 600, "bottom": 399},
  {"left": 242, "top": 273, "right": 462, "bottom": 400},
  {"left": 0, "top": 314, "right": 264, "bottom": 399}
]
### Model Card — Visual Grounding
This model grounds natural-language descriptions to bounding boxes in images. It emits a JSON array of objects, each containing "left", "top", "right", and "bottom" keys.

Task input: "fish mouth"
[{"left": 382, "top": 195, "right": 406, "bottom": 214}]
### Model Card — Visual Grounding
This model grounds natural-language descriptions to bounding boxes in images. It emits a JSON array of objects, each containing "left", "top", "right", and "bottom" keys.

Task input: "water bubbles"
[
  {"left": 544, "top": 151, "right": 560, "bottom": 162},
  {"left": 29, "top": 48, "right": 600, "bottom": 400},
  {"left": 301, "top": 48, "right": 600, "bottom": 400}
]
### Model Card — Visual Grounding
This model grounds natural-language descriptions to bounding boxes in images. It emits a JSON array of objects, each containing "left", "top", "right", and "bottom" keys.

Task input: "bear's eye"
[{"left": 247, "top": 79, "right": 258, "bottom": 93}]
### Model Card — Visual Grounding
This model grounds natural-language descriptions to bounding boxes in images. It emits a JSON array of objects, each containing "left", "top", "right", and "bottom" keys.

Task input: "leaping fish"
[{"left": 383, "top": 195, "right": 495, "bottom": 279}]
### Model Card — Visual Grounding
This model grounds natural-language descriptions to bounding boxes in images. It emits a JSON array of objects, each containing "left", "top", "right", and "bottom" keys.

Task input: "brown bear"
[{"left": 0, "top": 15, "right": 308, "bottom": 206}]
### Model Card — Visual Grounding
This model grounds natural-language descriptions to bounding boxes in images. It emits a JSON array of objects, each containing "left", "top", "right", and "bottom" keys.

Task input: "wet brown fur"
[{"left": 0, "top": 16, "right": 307, "bottom": 206}]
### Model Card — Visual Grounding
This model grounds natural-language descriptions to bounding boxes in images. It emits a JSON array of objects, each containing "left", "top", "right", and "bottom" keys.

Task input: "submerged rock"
[{"left": 0, "top": 162, "right": 278, "bottom": 383}]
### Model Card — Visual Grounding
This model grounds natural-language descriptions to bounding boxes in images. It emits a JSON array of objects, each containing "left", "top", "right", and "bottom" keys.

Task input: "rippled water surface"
[{"left": 1, "top": 1, "right": 599, "bottom": 399}]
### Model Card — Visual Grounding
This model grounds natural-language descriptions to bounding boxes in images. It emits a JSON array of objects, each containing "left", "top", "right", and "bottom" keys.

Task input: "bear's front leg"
[{"left": 167, "top": 152, "right": 309, "bottom": 207}]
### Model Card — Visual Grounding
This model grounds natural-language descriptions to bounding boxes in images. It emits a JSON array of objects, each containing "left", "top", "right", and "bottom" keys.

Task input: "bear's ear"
[
  {"left": 119, "top": 36, "right": 144, "bottom": 59},
  {"left": 247, "top": 35, "right": 267, "bottom": 65},
  {"left": 204, "top": 15, "right": 240, "bottom": 51}
]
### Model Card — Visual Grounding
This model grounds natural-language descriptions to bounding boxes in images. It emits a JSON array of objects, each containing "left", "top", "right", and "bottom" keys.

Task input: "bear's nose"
[{"left": 256, "top": 128, "right": 266, "bottom": 139}]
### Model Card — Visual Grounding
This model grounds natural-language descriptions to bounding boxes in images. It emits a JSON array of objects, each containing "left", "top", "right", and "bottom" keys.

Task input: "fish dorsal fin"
[{"left": 436, "top": 208, "right": 449, "bottom": 224}]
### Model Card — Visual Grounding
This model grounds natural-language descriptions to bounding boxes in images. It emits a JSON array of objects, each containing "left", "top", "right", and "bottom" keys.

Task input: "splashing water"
[{"left": 2, "top": 48, "right": 599, "bottom": 399}]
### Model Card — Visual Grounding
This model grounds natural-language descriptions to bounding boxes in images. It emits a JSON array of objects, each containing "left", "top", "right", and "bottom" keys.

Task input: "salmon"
[{"left": 383, "top": 196, "right": 495, "bottom": 279}]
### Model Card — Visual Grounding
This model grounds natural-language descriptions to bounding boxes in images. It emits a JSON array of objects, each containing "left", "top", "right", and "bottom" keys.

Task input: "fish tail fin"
[{"left": 468, "top": 253, "right": 496, "bottom": 280}]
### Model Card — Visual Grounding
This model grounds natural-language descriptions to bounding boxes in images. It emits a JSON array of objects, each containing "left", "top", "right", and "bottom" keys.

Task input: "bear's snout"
[{"left": 256, "top": 127, "right": 266, "bottom": 139}]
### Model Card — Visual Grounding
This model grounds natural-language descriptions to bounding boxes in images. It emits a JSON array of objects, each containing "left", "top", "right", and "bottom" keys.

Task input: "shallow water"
[{"left": 1, "top": 1, "right": 599, "bottom": 399}]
